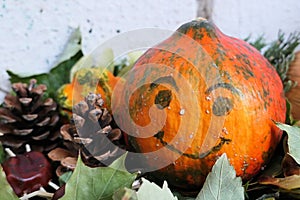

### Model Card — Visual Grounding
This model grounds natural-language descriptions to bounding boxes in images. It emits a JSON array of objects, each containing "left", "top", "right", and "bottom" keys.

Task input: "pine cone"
[
  {"left": 0, "top": 79, "right": 61, "bottom": 153},
  {"left": 48, "top": 93, "right": 123, "bottom": 176}
]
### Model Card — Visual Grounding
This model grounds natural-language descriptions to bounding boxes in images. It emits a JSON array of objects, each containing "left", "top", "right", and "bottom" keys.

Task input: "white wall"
[
  {"left": 212, "top": 0, "right": 300, "bottom": 41},
  {"left": 0, "top": 0, "right": 197, "bottom": 100},
  {"left": 0, "top": 0, "right": 299, "bottom": 101}
]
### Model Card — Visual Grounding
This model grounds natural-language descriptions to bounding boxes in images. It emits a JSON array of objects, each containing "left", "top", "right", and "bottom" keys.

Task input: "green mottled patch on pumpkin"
[
  {"left": 97, "top": 72, "right": 112, "bottom": 107},
  {"left": 233, "top": 64, "right": 254, "bottom": 80},
  {"left": 240, "top": 53, "right": 251, "bottom": 65},
  {"left": 78, "top": 70, "right": 94, "bottom": 85},
  {"left": 177, "top": 19, "right": 217, "bottom": 39},
  {"left": 262, "top": 86, "right": 270, "bottom": 97},
  {"left": 219, "top": 70, "right": 232, "bottom": 81},
  {"left": 193, "top": 31, "right": 204, "bottom": 40}
]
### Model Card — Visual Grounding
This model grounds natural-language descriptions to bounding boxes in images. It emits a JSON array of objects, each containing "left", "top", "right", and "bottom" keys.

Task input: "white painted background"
[{"left": 0, "top": 0, "right": 299, "bottom": 101}]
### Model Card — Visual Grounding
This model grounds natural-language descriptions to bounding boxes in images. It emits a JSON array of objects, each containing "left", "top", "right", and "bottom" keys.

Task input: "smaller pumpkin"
[
  {"left": 286, "top": 51, "right": 300, "bottom": 121},
  {"left": 57, "top": 68, "right": 121, "bottom": 116}
]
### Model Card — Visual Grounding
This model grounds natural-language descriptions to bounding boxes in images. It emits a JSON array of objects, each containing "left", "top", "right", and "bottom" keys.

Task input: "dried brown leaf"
[
  {"left": 259, "top": 175, "right": 300, "bottom": 190},
  {"left": 282, "top": 154, "right": 300, "bottom": 176}
]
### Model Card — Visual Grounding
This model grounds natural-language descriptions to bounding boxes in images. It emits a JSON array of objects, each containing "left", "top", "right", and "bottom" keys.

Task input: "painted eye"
[
  {"left": 155, "top": 90, "right": 172, "bottom": 109},
  {"left": 212, "top": 96, "right": 233, "bottom": 116}
]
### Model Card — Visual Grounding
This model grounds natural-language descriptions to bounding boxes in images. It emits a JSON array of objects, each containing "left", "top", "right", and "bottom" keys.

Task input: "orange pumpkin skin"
[{"left": 117, "top": 18, "right": 286, "bottom": 189}]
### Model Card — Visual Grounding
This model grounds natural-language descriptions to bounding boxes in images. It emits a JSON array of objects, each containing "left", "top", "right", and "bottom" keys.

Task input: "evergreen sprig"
[{"left": 247, "top": 31, "right": 300, "bottom": 92}]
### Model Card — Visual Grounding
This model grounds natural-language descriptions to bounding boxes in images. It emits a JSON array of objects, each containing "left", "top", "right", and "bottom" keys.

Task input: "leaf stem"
[
  {"left": 245, "top": 185, "right": 269, "bottom": 192},
  {"left": 244, "top": 181, "right": 259, "bottom": 186}
]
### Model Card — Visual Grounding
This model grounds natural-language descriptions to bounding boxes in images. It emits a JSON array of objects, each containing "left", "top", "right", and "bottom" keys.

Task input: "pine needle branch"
[{"left": 246, "top": 31, "right": 300, "bottom": 92}]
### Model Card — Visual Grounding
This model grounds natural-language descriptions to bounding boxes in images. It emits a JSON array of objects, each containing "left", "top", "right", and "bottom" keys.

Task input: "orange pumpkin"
[
  {"left": 57, "top": 68, "right": 120, "bottom": 115},
  {"left": 113, "top": 18, "right": 286, "bottom": 189}
]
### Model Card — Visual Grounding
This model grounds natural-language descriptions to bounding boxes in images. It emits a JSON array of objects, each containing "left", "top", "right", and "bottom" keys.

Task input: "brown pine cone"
[
  {"left": 0, "top": 79, "right": 61, "bottom": 154},
  {"left": 48, "top": 93, "right": 124, "bottom": 176}
]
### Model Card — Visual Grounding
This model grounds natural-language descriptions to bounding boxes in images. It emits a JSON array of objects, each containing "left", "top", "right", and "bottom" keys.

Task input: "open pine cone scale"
[{"left": 48, "top": 93, "right": 125, "bottom": 175}]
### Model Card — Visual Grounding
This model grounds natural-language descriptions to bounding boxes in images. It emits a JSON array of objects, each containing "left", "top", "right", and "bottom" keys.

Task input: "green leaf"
[
  {"left": 69, "top": 54, "right": 93, "bottom": 81},
  {"left": 113, "top": 51, "right": 143, "bottom": 77},
  {"left": 7, "top": 29, "right": 83, "bottom": 100},
  {"left": 7, "top": 51, "right": 82, "bottom": 100},
  {"left": 96, "top": 48, "right": 115, "bottom": 72},
  {"left": 275, "top": 122, "right": 300, "bottom": 165},
  {"left": 69, "top": 47, "right": 115, "bottom": 81},
  {"left": 285, "top": 99, "right": 297, "bottom": 125},
  {"left": 136, "top": 178, "right": 178, "bottom": 200},
  {"left": 0, "top": 143, "right": 5, "bottom": 163},
  {"left": 58, "top": 171, "right": 73, "bottom": 186},
  {"left": 0, "top": 166, "right": 19, "bottom": 200},
  {"left": 196, "top": 153, "right": 244, "bottom": 200},
  {"left": 55, "top": 27, "right": 82, "bottom": 65},
  {"left": 113, "top": 187, "right": 138, "bottom": 200},
  {"left": 60, "top": 153, "right": 137, "bottom": 200}
]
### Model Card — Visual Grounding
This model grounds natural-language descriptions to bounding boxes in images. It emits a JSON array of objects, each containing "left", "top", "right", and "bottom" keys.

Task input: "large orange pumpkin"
[{"left": 113, "top": 18, "right": 286, "bottom": 189}]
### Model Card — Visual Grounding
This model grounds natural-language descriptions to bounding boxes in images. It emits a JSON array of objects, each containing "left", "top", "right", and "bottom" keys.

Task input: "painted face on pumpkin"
[{"left": 152, "top": 75, "right": 242, "bottom": 159}]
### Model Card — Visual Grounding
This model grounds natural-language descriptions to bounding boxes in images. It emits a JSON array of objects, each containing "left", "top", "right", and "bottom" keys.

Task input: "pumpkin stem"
[{"left": 195, "top": 17, "right": 208, "bottom": 22}]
